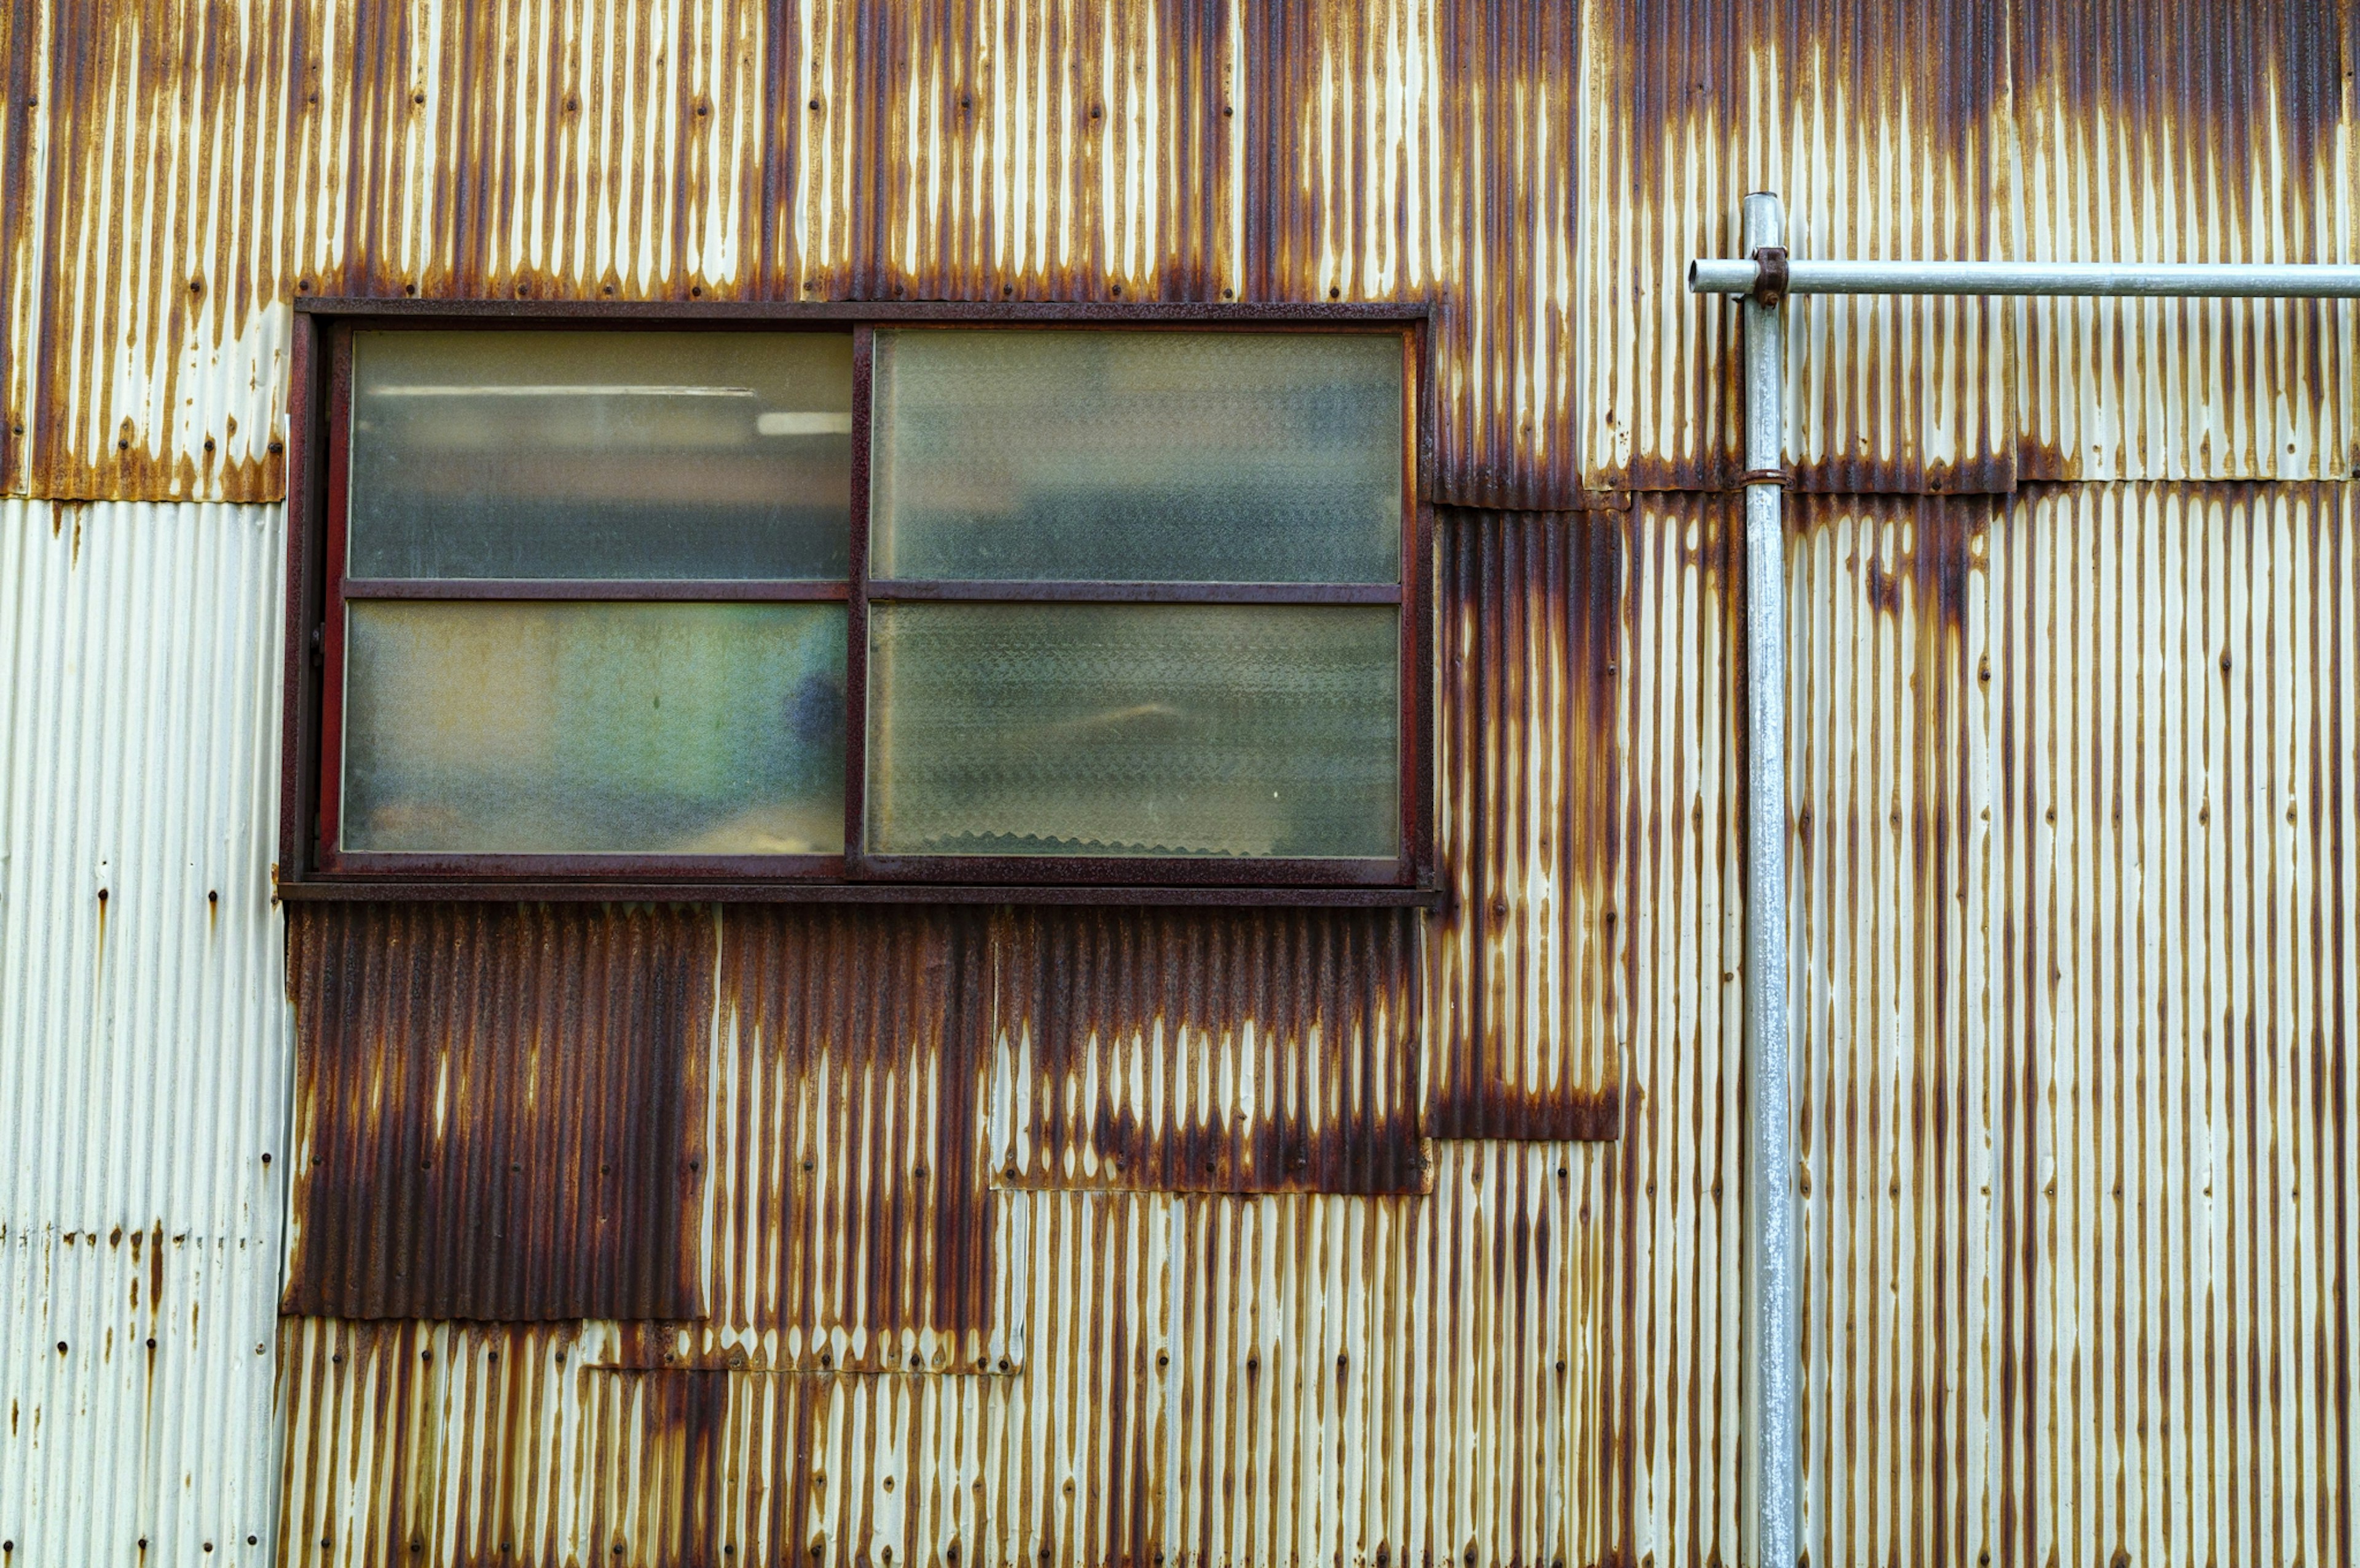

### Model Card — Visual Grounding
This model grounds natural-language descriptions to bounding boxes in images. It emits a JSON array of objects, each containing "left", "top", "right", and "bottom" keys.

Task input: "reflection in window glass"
[
  {"left": 867, "top": 603, "right": 1398, "bottom": 858},
  {"left": 344, "top": 602, "right": 846, "bottom": 854},
  {"left": 348, "top": 331, "right": 854, "bottom": 580},
  {"left": 871, "top": 329, "right": 1402, "bottom": 583}
]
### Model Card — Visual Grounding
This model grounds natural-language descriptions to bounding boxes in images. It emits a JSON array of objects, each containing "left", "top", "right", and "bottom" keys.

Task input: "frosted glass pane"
[
  {"left": 348, "top": 331, "right": 854, "bottom": 579},
  {"left": 871, "top": 329, "right": 1402, "bottom": 582},
  {"left": 343, "top": 602, "right": 845, "bottom": 854},
  {"left": 867, "top": 604, "right": 1398, "bottom": 858}
]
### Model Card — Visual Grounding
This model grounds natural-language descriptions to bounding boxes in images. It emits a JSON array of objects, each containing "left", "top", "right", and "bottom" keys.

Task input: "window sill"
[{"left": 273, "top": 878, "right": 1442, "bottom": 909}]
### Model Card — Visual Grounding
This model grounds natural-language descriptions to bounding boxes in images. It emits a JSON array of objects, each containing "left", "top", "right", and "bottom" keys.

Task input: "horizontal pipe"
[{"left": 1688, "top": 257, "right": 2360, "bottom": 298}]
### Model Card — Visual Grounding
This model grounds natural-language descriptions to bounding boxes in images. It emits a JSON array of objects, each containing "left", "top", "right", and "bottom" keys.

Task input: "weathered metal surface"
[
  {"left": 276, "top": 1142, "right": 1602, "bottom": 1568},
  {"left": 1586, "top": 0, "right": 2359, "bottom": 493},
  {"left": 992, "top": 906, "right": 1428, "bottom": 1191},
  {"left": 2, "top": 0, "right": 1584, "bottom": 508},
  {"left": 665, "top": 905, "right": 1009, "bottom": 1373},
  {"left": 1779, "top": 480, "right": 2358, "bottom": 1567},
  {"left": 282, "top": 903, "right": 715, "bottom": 1322},
  {"left": 1581, "top": 0, "right": 2018, "bottom": 494},
  {"left": 2011, "top": 1, "right": 2353, "bottom": 480},
  {"left": 1580, "top": 482, "right": 2360, "bottom": 1564},
  {"left": 1607, "top": 492, "right": 1748, "bottom": 1565},
  {"left": 10, "top": 0, "right": 2360, "bottom": 506},
  {"left": 0, "top": 498, "right": 291, "bottom": 1566},
  {"left": 1428, "top": 509, "right": 1623, "bottom": 1139}
]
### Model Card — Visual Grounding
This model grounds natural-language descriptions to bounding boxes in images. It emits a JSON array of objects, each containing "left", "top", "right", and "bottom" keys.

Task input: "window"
[{"left": 286, "top": 306, "right": 1430, "bottom": 899}]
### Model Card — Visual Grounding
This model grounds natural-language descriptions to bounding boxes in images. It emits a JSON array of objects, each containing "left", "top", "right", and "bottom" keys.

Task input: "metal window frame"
[{"left": 276, "top": 298, "right": 1438, "bottom": 906}]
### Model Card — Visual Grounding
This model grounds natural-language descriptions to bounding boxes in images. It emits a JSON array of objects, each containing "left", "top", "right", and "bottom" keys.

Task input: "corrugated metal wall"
[
  {"left": 0, "top": 497, "right": 291, "bottom": 1566},
  {"left": 2, "top": 2, "right": 2356, "bottom": 1567}
]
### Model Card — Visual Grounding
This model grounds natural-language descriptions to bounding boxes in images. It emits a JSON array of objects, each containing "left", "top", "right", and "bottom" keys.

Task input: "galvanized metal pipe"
[
  {"left": 1689, "top": 256, "right": 2360, "bottom": 298},
  {"left": 1736, "top": 190, "right": 1801, "bottom": 1568}
]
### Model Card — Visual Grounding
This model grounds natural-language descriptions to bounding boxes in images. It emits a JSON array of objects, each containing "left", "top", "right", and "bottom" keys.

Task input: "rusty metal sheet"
[
  {"left": 275, "top": 1142, "right": 1603, "bottom": 1568},
  {"left": 1581, "top": 0, "right": 2018, "bottom": 494},
  {"left": 1243, "top": 0, "right": 1584, "bottom": 507},
  {"left": 991, "top": 906, "right": 1426, "bottom": 1193},
  {"left": 2012, "top": 0, "right": 2353, "bottom": 480},
  {"left": 1954, "top": 479, "right": 2354, "bottom": 1566},
  {"left": 1602, "top": 491, "right": 1747, "bottom": 1564},
  {"left": 631, "top": 905, "right": 1009, "bottom": 1375},
  {"left": 2, "top": 0, "right": 1586, "bottom": 508},
  {"left": 282, "top": 903, "right": 715, "bottom": 1322},
  {"left": 1428, "top": 509, "right": 1624, "bottom": 1139},
  {"left": 1610, "top": 483, "right": 2359, "bottom": 1564}
]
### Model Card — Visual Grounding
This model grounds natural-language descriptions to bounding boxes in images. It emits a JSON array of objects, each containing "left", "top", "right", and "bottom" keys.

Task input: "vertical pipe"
[{"left": 1739, "top": 189, "right": 1799, "bottom": 1568}]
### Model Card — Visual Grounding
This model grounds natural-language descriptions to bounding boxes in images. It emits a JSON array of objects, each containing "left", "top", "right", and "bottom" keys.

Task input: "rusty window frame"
[{"left": 278, "top": 299, "right": 1435, "bottom": 907}]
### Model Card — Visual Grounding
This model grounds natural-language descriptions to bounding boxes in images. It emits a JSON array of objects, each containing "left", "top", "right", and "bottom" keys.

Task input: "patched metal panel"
[
  {"left": 0, "top": 498, "right": 291, "bottom": 1567},
  {"left": 2, "top": 0, "right": 1585, "bottom": 508},
  {"left": 1610, "top": 484, "right": 2360, "bottom": 1564},
  {"left": 2012, "top": 1, "right": 2354, "bottom": 481},
  {"left": 281, "top": 903, "right": 715, "bottom": 1322},
  {"left": 1981, "top": 480, "right": 2355, "bottom": 1567},
  {"left": 1580, "top": 0, "right": 2018, "bottom": 494},
  {"left": 662, "top": 905, "right": 1009, "bottom": 1374},
  {"left": 275, "top": 1142, "right": 1605, "bottom": 1568},
  {"left": 991, "top": 906, "right": 1426, "bottom": 1191},
  {"left": 1605, "top": 492, "right": 1747, "bottom": 1564},
  {"left": 1428, "top": 509, "right": 1624, "bottom": 1139}
]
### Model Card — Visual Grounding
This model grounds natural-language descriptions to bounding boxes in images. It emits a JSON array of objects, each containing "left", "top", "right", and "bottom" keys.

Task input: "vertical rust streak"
[{"left": 281, "top": 904, "right": 711, "bottom": 1321}]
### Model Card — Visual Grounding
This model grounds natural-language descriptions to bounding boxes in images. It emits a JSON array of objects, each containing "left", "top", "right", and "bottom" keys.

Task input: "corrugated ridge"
[
  {"left": 281, "top": 903, "right": 714, "bottom": 1323},
  {"left": 673, "top": 905, "right": 1004, "bottom": 1371},
  {"left": 1999, "top": 481, "right": 2353, "bottom": 1564},
  {"left": 1428, "top": 508, "right": 1623, "bottom": 1139},
  {"left": 993, "top": 906, "right": 1426, "bottom": 1193},
  {"left": 2012, "top": 0, "right": 2354, "bottom": 481},
  {"left": 1248, "top": 0, "right": 1583, "bottom": 507},
  {"left": 274, "top": 1142, "right": 1603, "bottom": 1568},
  {"left": 0, "top": 498, "right": 290, "bottom": 1567},
  {"left": 1580, "top": 0, "right": 2016, "bottom": 494},
  {"left": 1604, "top": 492, "right": 1747, "bottom": 1563}
]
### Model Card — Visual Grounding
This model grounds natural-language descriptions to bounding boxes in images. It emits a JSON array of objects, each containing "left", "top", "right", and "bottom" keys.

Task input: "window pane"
[
  {"left": 871, "top": 330, "right": 1402, "bottom": 583},
  {"left": 343, "top": 602, "right": 845, "bottom": 855},
  {"left": 867, "top": 603, "right": 1398, "bottom": 858},
  {"left": 348, "top": 331, "right": 854, "bottom": 579}
]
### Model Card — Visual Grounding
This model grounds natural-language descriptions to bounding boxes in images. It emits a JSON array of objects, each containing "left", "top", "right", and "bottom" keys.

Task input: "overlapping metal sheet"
[
  {"left": 994, "top": 906, "right": 1428, "bottom": 1191},
  {"left": 1779, "top": 481, "right": 2358, "bottom": 1566},
  {"left": 1, "top": 0, "right": 1586, "bottom": 508},
  {"left": 277, "top": 1141, "right": 1606, "bottom": 1568},
  {"left": 1579, "top": 0, "right": 2018, "bottom": 493},
  {"left": 0, "top": 498, "right": 291, "bottom": 1567},
  {"left": 690, "top": 906, "right": 1007, "bottom": 1374},
  {"left": 1428, "top": 509, "right": 1623, "bottom": 1138},
  {"left": 2011, "top": 1, "right": 2354, "bottom": 481},
  {"left": 281, "top": 903, "right": 717, "bottom": 1323}
]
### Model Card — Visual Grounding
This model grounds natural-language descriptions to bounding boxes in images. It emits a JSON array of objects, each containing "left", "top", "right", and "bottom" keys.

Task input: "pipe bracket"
[{"left": 1749, "top": 246, "right": 1790, "bottom": 307}]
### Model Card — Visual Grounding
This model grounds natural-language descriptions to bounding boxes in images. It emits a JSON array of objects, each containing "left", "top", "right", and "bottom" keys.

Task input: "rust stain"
[
  {"left": 10, "top": 0, "right": 1588, "bottom": 507},
  {"left": 1589, "top": 0, "right": 2015, "bottom": 495},
  {"left": 995, "top": 904, "right": 1426, "bottom": 1193},
  {"left": 281, "top": 902, "right": 714, "bottom": 1322},
  {"left": 1428, "top": 508, "right": 1624, "bottom": 1139},
  {"left": 693, "top": 906, "right": 1001, "bottom": 1364}
]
